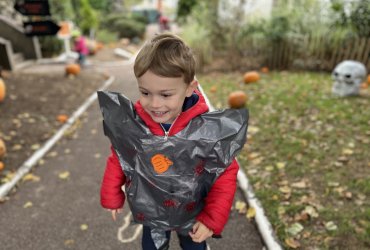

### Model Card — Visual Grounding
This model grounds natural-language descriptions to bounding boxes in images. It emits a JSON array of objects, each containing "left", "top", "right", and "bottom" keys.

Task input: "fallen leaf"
[
  {"left": 248, "top": 126, "right": 260, "bottom": 134},
  {"left": 347, "top": 142, "right": 355, "bottom": 148},
  {"left": 59, "top": 171, "right": 70, "bottom": 179},
  {"left": 278, "top": 180, "right": 289, "bottom": 186},
  {"left": 302, "top": 231, "right": 311, "bottom": 238},
  {"left": 12, "top": 144, "right": 22, "bottom": 151},
  {"left": 31, "top": 144, "right": 40, "bottom": 150},
  {"left": 279, "top": 186, "right": 291, "bottom": 194},
  {"left": 294, "top": 212, "right": 309, "bottom": 222},
  {"left": 334, "top": 161, "right": 343, "bottom": 167},
  {"left": 48, "top": 151, "right": 58, "bottom": 158},
  {"left": 1, "top": 171, "right": 15, "bottom": 183},
  {"left": 325, "top": 221, "right": 338, "bottom": 231},
  {"left": 342, "top": 148, "right": 353, "bottom": 155},
  {"left": 337, "top": 156, "right": 349, "bottom": 162},
  {"left": 22, "top": 173, "right": 40, "bottom": 182},
  {"left": 276, "top": 162, "right": 286, "bottom": 169},
  {"left": 357, "top": 193, "right": 366, "bottom": 200},
  {"left": 303, "top": 206, "right": 319, "bottom": 218},
  {"left": 80, "top": 224, "right": 88, "bottom": 231},
  {"left": 246, "top": 207, "right": 256, "bottom": 219},
  {"left": 235, "top": 200, "right": 247, "bottom": 214},
  {"left": 285, "top": 237, "right": 301, "bottom": 249},
  {"left": 64, "top": 239, "right": 75, "bottom": 246},
  {"left": 248, "top": 152, "right": 260, "bottom": 160},
  {"left": 344, "top": 191, "right": 352, "bottom": 199},
  {"left": 94, "top": 153, "right": 101, "bottom": 159},
  {"left": 287, "top": 223, "right": 304, "bottom": 236},
  {"left": 251, "top": 157, "right": 263, "bottom": 165},
  {"left": 265, "top": 165, "right": 274, "bottom": 171},
  {"left": 23, "top": 201, "right": 33, "bottom": 208},
  {"left": 247, "top": 169, "right": 258, "bottom": 175},
  {"left": 291, "top": 181, "right": 307, "bottom": 189},
  {"left": 328, "top": 181, "right": 340, "bottom": 187}
]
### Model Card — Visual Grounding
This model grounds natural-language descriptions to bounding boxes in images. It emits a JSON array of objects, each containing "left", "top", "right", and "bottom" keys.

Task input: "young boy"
[{"left": 98, "top": 33, "right": 248, "bottom": 250}]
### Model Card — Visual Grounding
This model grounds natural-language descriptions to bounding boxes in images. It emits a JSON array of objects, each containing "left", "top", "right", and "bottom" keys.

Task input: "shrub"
[
  {"left": 101, "top": 13, "right": 146, "bottom": 39},
  {"left": 38, "top": 36, "right": 63, "bottom": 57},
  {"left": 96, "top": 29, "right": 118, "bottom": 44},
  {"left": 114, "top": 19, "right": 145, "bottom": 39}
]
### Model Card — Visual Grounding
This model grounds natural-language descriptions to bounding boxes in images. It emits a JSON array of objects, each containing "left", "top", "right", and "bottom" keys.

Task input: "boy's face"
[{"left": 138, "top": 70, "right": 197, "bottom": 124}]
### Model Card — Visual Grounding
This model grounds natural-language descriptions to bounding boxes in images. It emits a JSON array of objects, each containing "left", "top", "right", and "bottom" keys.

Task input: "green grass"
[{"left": 198, "top": 71, "right": 370, "bottom": 249}]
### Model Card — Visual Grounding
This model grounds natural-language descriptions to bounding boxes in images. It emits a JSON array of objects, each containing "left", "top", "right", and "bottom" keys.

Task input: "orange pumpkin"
[
  {"left": 65, "top": 63, "right": 81, "bottom": 76},
  {"left": 210, "top": 86, "right": 217, "bottom": 93},
  {"left": 96, "top": 42, "right": 104, "bottom": 50},
  {"left": 261, "top": 67, "right": 269, "bottom": 73},
  {"left": 228, "top": 91, "right": 247, "bottom": 109},
  {"left": 0, "top": 138, "right": 6, "bottom": 158},
  {"left": 243, "top": 71, "right": 260, "bottom": 84},
  {"left": 0, "top": 161, "right": 4, "bottom": 172},
  {"left": 0, "top": 78, "right": 6, "bottom": 102},
  {"left": 151, "top": 154, "right": 173, "bottom": 174}
]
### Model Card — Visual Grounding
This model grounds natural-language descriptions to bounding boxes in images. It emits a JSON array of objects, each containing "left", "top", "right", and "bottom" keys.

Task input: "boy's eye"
[
  {"left": 162, "top": 94, "right": 172, "bottom": 97},
  {"left": 141, "top": 92, "right": 149, "bottom": 96}
]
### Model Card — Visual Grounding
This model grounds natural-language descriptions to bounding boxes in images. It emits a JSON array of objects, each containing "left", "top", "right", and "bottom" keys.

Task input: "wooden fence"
[{"left": 265, "top": 35, "right": 370, "bottom": 72}]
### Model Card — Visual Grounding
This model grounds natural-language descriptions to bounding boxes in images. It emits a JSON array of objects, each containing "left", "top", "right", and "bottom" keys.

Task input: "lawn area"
[{"left": 198, "top": 71, "right": 370, "bottom": 249}]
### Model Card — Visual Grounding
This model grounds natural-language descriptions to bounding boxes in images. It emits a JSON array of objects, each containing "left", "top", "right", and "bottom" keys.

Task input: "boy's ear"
[{"left": 186, "top": 80, "right": 198, "bottom": 97}]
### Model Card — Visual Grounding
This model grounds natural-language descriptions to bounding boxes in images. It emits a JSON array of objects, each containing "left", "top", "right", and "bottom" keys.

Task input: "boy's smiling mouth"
[{"left": 151, "top": 111, "right": 168, "bottom": 117}]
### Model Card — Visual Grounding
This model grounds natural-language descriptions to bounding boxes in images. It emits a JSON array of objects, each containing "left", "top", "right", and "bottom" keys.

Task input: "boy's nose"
[{"left": 150, "top": 96, "right": 162, "bottom": 108}]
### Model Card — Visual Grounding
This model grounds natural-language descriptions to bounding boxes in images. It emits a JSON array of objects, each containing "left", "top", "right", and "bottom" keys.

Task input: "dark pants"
[{"left": 142, "top": 226, "right": 207, "bottom": 250}]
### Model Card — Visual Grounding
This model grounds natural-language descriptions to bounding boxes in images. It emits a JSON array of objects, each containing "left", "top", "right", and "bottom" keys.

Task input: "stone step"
[
  {"left": 13, "top": 52, "right": 24, "bottom": 64},
  {"left": 13, "top": 60, "right": 34, "bottom": 72}
]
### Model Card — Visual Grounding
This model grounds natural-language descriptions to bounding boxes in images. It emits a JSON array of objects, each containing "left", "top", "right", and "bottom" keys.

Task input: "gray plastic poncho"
[{"left": 98, "top": 91, "right": 248, "bottom": 249}]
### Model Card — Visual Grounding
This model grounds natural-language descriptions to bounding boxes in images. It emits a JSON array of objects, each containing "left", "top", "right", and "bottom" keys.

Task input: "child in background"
[
  {"left": 71, "top": 30, "right": 89, "bottom": 66},
  {"left": 99, "top": 33, "right": 248, "bottom": 250}
]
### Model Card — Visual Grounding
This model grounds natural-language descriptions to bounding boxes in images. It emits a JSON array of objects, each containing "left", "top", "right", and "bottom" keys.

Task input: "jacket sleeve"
[
  {"left": 100, "top": 146, "right": 126, "bottom": 209},
  {"left": 196, "top": 159, "right": 239, "bottom": 235}
]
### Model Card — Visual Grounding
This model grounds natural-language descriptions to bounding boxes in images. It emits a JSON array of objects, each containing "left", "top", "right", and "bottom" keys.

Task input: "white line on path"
[
  {"left": 0, "top": 76, "right": 115, "bottom": 200},
  {"left": 117, "top": 212, "right": 143, "bottom": 243},
  {"left": 197, "top": 84, "right": 282, "bottom": 250}
]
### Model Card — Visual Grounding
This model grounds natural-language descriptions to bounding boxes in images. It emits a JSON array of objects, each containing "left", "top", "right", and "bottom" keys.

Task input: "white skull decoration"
[{"left": 332, "top": 60, "right": 367, "bottom": 97}]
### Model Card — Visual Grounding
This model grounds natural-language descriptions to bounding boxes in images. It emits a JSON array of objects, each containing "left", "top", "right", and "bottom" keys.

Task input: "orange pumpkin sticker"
[{"left": 151, "top": 154, "right": 173, "bottom": 174}]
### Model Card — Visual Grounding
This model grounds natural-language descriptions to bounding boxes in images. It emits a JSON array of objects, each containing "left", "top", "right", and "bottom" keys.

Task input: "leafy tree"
[
  {"left": 79, "top": 0, "right": 98, "bottom": 35},
  {"left": 48, "top": 0, "right": 75, "bottom": 21},
  {"left": 349, "top": 0, "right": 370, "bottom": 37},
  {"left": 176, "top": 0, "right": 198, "bottom": 22},
  {"left": 88, "top": 0, "right": 110, "bottom": 11},
  {"left": 330, "top": 0, "right": 370, "bottom": 37}
]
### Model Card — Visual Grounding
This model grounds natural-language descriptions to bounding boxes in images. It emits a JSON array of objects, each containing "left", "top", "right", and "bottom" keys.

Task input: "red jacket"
[{"left": 100, "top": 90, "right": 239, "bottom": 235}]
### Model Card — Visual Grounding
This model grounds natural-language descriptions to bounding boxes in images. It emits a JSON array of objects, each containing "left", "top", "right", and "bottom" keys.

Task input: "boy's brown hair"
[{"left": 134, "top": 33, "right": 196, "bottom": 84}]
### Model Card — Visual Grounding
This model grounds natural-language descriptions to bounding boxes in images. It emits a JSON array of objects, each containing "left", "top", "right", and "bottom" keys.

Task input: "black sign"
[
  {"left": 23, "top": 21, "right": 60, "bottom": 36},
  {"left": 14, "top": 0, "right": 51, "bottom": 16}
]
